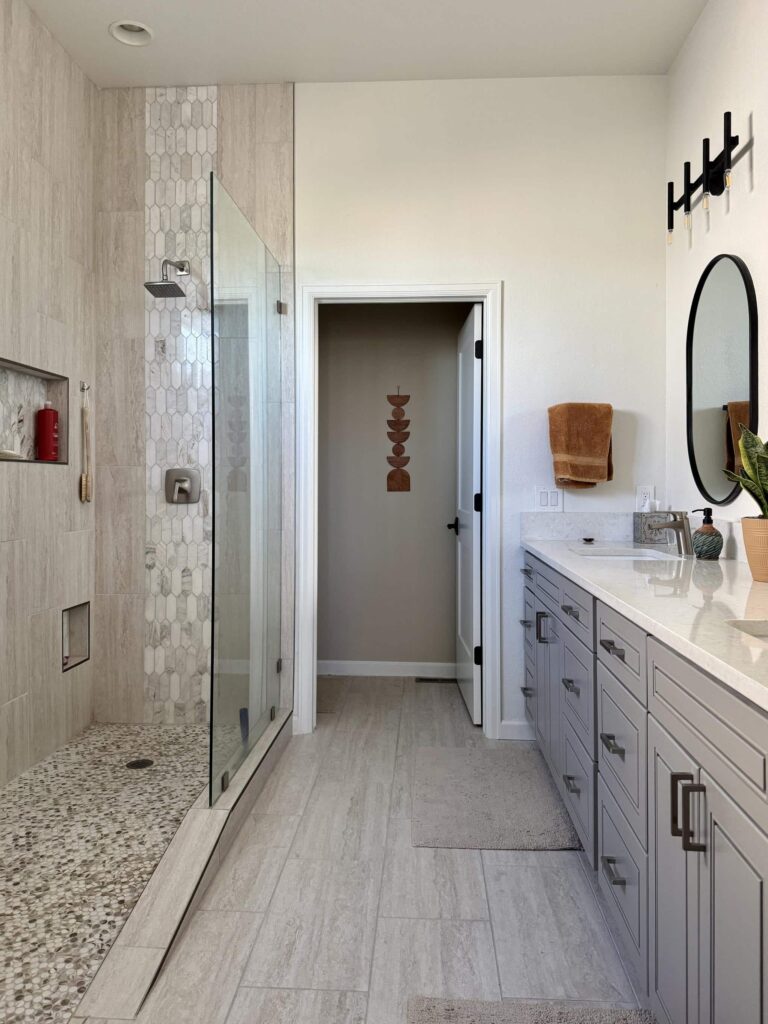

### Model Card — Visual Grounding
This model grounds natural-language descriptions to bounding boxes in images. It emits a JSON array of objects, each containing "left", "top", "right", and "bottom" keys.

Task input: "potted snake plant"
[{"left": 724, "top": 425, "right": 768, "bottom": 582}]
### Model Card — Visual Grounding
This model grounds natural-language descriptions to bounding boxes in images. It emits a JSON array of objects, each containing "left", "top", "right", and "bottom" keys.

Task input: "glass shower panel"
[{"left": 210, "top": 174, "right": 282, "bottom": 804}]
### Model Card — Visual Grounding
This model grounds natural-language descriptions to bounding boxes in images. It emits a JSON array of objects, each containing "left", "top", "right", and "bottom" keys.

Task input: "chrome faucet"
[{"left": 648, "top": 511, "right": 693, "bottom": 557}]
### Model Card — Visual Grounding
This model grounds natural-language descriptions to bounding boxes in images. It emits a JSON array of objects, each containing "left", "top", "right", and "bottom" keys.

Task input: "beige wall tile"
[
  {"left": 0, "top": 693, "right": 31, "bottom": 786},
  {"left": 95, "top": 335, "right": 144, "bottom": 468},
  {"left": 92, "top": 595, "right": 144, "bottom": 723},
  {"left": 95, "top": 466, "right": 144, "bottom": 596},
  {"left": 95, "top": 212, "right": 144, "bottom": 341},
  {"left": 0, "top": 538, "right": 30, "bottom": 704},
  {"left": 96, "top": 88, "right": 145, "bottom": 214}
]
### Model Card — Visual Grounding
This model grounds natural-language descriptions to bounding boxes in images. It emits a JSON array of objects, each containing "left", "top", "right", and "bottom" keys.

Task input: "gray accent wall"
[{"left": 317, "top": 303, "right": 467, "bottom": 665}]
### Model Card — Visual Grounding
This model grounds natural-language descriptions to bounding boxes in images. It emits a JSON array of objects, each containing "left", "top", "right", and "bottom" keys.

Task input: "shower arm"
[{"left": 161, "top": 258, "right": 190, "bottom": 281}]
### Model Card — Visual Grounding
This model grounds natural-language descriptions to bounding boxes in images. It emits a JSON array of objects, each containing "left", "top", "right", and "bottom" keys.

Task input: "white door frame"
[{"left": 294, "top": 282, "right": 503, "bottom": 739}]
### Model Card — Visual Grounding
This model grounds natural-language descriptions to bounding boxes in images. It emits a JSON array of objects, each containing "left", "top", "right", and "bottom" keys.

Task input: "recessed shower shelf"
[{"left": 0, "top": 356, "right": 69, "bottom": 465}]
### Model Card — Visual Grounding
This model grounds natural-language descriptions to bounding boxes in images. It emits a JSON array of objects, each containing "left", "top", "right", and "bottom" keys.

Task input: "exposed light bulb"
[
  {"left": 724, "top": 168, "right": 733, "bottom": 191},
  {"left": 685, "top": 212, "right": 692, "bottom": 230},
  {"left": 703, "top": 192, "right": 710, "bottom": 212},
  {"left": 667, "top": 230, "right": 673, "bottom": 246}
]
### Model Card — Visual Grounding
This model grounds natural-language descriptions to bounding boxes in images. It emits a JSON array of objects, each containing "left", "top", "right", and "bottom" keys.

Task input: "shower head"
[{"left": 145, "top": 258, "right": 190, "bottom": 298}]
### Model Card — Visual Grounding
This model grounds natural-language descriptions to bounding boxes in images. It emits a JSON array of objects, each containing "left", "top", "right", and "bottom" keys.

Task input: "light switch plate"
[{"left": 534, "top": 486, "right": 563, "bottom": 512}]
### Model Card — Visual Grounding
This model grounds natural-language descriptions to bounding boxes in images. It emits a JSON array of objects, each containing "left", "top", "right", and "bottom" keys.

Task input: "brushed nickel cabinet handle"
[
  {"left": 562, "top": 774, "right": 580, "bottom": 795},
  {"left": 521, "top": 567, "right": 533, "bottom": 579},
  {"left": 561, "top": 604, "right": 580, "bottom": 621},
  {"left": 681, "top": 782, "right": 707, "bottom": 853},
  {"left": 521, "top": 686, "right": 534, "bottom": 697},
  {"left": 600, "top": 732, "right": 625, "bottom": 759},
  {"left": 670, "top": 771, "right": 694, "bottom": 837},
  {"left": 562, "top": 677, "right": 580, "bottom": 695},
  {"left": 600, "top": 638, "right": 626, "bottom": 661},
  {"left": 519, "top": 619, "right": 533, "bottom": 628},
  {"left": 601, "top": 855, "right": 626, "bottom": 887},
  {"left": 535, "top": 611, "right": 549, "bottom": 644}
]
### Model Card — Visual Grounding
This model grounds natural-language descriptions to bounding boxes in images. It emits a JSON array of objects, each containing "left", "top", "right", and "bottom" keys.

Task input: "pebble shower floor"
[{"left": 0, "top": 724, "right": 208, "bottom": 1024}]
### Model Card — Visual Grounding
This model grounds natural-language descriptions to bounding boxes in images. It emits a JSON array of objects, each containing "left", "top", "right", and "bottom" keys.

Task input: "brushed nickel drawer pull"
[
  {"left": 521, "top": 686, "right": 534, "bottom": 697},
  {"left": 521, "top": 567, "right": 533, "bottom": 579},
  {"left": 561, "top": 604, "right": 580, "bottom": 621},
  {"left": 519, "top": 619, "right": 533, "bottom": 628},
  {"left": 600, "top": 638, "right": 626, "bottom": 661},
  {"left": 562, "top": 677, "right": 580, "bottom": 695},
  {"left": 562, "top": 774, "right": 580, "bottom": 795},
  {"left": 600, "top": 855, "right": 626, "bottom": 887},
  {"left": 535, "top": 611, "right": 550, "bottom": 644},
  {"left": 600, "top": 732, "right": 625, "bottom": 758}
]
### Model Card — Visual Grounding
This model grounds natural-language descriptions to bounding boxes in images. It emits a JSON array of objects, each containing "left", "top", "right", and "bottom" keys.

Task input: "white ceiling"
[{"left": 27, "top": 0, "right": 707, "bottom": 89}]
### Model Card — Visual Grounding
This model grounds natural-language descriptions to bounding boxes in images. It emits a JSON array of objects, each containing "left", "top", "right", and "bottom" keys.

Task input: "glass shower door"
[{"left": 209, "top": 174, "right": 282, "bottom": 804}]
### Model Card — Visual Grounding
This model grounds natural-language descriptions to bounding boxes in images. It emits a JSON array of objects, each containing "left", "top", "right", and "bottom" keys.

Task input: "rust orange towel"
[{"left": 548, "top": 403, "right": 613, "bottom": 489}]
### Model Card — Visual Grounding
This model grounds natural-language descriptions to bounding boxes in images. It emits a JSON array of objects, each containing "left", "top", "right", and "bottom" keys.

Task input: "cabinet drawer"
[
  {"left": 522, "top": 588, "right": 535, "bottom": 661},
  {"left": 534, "top": 558, "right": 562, "bottom": 608},
  {"left": 520, "top": 555, "right": 536, "bottom": 586},
  {"left": 561, "top": 716, "right": 597, "bottom": 867},
  {"left": 597, "top": 662, "right": 647, "bottom": 848},
  {"left": 561, "top": 629, "right": 596, "bottom": 758},
  {"left": 597, "top": 601, "right": 647, "bottom": 705},
  {"left": 648, "top": 638, "right": 768, "bottom": 830},
  {"left": 522, "top": 659, "right": 535, "bottom": 724},
  {"left": 560, "top": 577, "right": 594, "bottom": 650},
  {"left": 597, "top": 776, "right": 648, "bottom": 993}
]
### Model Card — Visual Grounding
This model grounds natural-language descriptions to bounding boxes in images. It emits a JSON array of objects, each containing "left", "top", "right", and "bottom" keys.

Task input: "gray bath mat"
[
  {"left": 408, "top": 997, "right": 655, "bottom": 1024},
  {"left": 411, "top": 746, "right": 580, "bottom": 850}
]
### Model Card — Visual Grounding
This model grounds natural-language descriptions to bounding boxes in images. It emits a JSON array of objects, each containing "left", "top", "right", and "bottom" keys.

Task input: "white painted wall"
[
  {"left": 666, "top": 0, "right": 767, "bottom": 558},
  {"left": 295, "top": 77, "right": 667, "bottom": 735}
]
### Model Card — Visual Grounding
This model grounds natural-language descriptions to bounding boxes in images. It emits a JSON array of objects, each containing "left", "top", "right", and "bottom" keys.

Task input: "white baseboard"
[
  {"left": 498, "top": 718, "right": 536, "bottom": 741},
  {"left": 317, "top": 660, "right": 457, "bottom": 678}
]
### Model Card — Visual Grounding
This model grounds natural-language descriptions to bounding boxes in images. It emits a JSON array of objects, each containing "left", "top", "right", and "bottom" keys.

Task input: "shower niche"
[
  {"left": 62, "top": 602, "right": 90, "bottom": 672},
  {"left": 0, "top": 356, "right": 69, "bottom": 464}
]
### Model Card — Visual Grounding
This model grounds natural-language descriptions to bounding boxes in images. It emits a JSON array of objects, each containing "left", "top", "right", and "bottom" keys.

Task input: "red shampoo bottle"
[{"left": 35, "top": 401, "right": 59, "bottom": 462}]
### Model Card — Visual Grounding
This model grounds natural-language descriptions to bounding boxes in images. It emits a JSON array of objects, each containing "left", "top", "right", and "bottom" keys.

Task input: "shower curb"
[{"left": 73, "top": 710, "right": 293, "bottom": 1021}]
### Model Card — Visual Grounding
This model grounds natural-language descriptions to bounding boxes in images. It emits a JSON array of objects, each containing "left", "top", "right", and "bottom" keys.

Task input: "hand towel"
[
  {"left": 725, "top": 400, "right": 750, "bottom": 474},
  {"left": 548, "top": 403, "right": 613, "bottom": 489}
]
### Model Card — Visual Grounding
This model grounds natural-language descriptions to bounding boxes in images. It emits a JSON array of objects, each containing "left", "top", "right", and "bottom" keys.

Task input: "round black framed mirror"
[{"left": 686, "top": 253, "right": 758, "bottom": 505}]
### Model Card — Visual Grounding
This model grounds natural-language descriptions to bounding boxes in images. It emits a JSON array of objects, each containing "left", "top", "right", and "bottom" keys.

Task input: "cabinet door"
[
  {"left": 697, "top": 772, "right": 768, "bottom": 1024},
  {"left": 648, "top": 717, "right": 699, "bottom": 1024},
  {"left": 547, "top": 612, "right": 563, "bottom": 776}
]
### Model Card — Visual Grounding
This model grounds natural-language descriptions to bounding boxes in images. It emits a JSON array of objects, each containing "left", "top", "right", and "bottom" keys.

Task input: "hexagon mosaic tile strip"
[
  {"left": 0, "top": 724, "right": 208, "bottom": 1024},
  {"left": 144, "top": 86, "right": 216, "bottom": 725}
]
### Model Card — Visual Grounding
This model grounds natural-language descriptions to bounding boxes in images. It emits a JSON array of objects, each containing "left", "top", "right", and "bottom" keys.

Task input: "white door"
[{"left": 453, "top": 303, "right": 482, "bottom": 724}]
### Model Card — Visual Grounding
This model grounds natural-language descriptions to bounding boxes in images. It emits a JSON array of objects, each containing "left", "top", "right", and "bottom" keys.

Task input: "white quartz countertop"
[{"left": 523, "top": 540, "right": 768, "bottom": 715}]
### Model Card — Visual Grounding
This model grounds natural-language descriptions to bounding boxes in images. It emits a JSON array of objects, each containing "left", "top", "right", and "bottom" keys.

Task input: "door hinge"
[
  {"left": 276, "top": 657, "right": 283, "bottom": 674},
  {"left": 474, "top": 645, "right": 482, "bottom": 666},
  {"left": 474, "top": 338, "right": 483, "bottom": 359},
  {"left": 473, "top": 492, "right": 482, "bottom": 513},
  {"left": 276, "top": 300, "right": 288, "bottom": 315}
]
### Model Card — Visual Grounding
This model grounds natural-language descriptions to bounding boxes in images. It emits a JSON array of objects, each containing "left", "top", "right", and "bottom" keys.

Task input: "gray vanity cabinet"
[
  {"left": 697, "top": 772, "right": 768, "bottom": 1024},
  {"left": 534, "top": 597, "right": 562, "bottom": 775},
  {"left": 648, "top": 716, "right": 699, "bottom": 1024}
]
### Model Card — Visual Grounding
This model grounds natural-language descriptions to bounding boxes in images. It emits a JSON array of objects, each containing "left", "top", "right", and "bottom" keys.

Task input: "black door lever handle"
[{"left": 447, "top": 517, "right": 459, "bottom": 533}]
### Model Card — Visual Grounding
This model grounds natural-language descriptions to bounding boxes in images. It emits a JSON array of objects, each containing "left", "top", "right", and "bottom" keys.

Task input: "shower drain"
[{"left": 125, "top": 758, "right": 154, "bottom": 769}]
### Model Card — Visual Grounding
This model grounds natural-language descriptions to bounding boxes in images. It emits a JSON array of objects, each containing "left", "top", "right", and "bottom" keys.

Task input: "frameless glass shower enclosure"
[{"left": 209, "top": 174, "right": 283, "bottom": 803}]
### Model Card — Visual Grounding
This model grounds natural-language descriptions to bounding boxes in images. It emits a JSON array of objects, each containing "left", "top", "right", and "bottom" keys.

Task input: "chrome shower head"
[{"left": 145, "top": 258, "right": 190, "bottom": 298}]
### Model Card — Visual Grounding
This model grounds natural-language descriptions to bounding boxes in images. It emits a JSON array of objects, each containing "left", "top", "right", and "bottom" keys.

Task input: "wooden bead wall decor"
[{"left": 387, "top": 390, "right": 411, "bottom": 492}]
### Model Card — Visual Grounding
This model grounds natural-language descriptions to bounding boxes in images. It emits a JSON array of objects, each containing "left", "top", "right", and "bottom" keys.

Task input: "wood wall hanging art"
[{"left": 387, "top": 391, "right": 411, "bottom": 492}]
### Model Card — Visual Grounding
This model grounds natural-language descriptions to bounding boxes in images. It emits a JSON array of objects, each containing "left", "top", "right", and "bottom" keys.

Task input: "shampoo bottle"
[
  {"left": 692, "top": 507, "right": 723, "bottom": 560},
  {"left": 35, "top": 400, "right": 59, "bottom": 462}
]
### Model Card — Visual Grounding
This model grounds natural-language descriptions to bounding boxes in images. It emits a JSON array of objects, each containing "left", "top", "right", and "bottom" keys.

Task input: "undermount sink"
[
  {"left": 726, "top": 619, "right": 768, "bottom": 639},
  {"left": 568, "top": 544, "right": 680, "bottom": 561}
]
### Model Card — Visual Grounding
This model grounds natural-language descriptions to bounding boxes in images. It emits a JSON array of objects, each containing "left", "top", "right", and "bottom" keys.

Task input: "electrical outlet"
[
  {"left": 635, "top": 484, "right": 655, "bottom": 512},
  {"left": 534, "top": 486, "right": 564, "bottom": 512}
]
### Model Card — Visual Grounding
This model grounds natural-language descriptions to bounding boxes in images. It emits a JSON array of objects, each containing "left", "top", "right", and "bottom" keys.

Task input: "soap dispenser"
[{"left": 692, "top": 508, "right": 723, "bottom": 560}]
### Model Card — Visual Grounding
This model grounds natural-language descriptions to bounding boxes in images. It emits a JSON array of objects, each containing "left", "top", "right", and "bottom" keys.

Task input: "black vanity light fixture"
[{"left": 667, "top": 111, "right": 739, "bottom": 242}]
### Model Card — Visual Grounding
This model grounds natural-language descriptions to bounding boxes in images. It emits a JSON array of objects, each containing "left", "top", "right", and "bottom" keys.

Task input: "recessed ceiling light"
[{"left": 108, "top": 20, "right": 154, "bottom": 46}]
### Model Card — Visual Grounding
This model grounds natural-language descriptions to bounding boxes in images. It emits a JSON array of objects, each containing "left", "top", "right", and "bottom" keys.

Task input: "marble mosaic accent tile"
[
  {"left": 0, "top": 366, "right": 47, "bottom": 459},
  {"left": 0, "top": 724, "right": 207, "bottom": 1024},
  {"left": 144, "top": 86, "right": 217, "bottom": 725}
]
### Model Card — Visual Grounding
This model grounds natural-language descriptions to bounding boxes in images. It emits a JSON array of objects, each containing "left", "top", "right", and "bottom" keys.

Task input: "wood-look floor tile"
[
  {"left": 367, "top": 918, "right": 501, "bottom": 1024},
  {"left": 242, "top": 857, "right": 382, "bottom": 990},
  {"left": 227, "top": 988, "right": 367, "bottom": 1024},
  {"left": 379, "top": 819, "right": 488, "bottom": 920},
  {"left": 136, "top": 910, "right": 264, "bottom": 1024},
  {"left": 482, "top": 850, "right": 634, "bottom": 1003}
]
